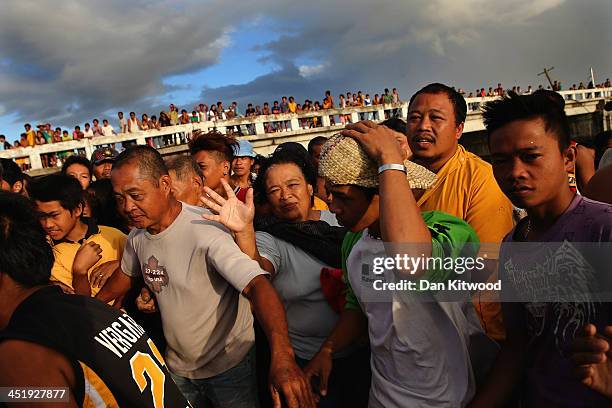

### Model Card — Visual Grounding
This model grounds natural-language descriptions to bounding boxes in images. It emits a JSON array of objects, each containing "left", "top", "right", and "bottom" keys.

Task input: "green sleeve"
[
  {"left": 341, "top": 230, "right": 364, "bottom": 312},
  {"left": 420, "top": 210, "right": 480, "bottom": 284}
]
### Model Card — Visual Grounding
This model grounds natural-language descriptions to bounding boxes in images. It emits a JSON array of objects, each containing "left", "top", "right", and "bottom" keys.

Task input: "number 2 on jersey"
[{"left": 129, "top": 339, "right": 167, "bottom": 407}]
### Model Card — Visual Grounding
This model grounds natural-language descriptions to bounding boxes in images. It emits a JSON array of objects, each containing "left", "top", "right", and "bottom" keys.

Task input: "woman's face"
[
  {"left": 65, "top": 163, "right": 91, "bottom": 189},
  {"left": 193, "top": 150, "right": 229, "bottom": 193},
  {"left": 264, "top": 163, "right": 312, "bottom": 222}
]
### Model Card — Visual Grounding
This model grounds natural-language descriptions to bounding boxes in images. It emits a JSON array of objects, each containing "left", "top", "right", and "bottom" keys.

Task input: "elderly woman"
[{"left": 202, "top": 146, "right": 370, "bottom": 408}]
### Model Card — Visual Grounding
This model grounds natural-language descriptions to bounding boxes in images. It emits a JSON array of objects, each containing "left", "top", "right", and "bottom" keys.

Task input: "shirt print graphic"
[{"left": 142, "top": 255, "right": 169, "bottom": 293}]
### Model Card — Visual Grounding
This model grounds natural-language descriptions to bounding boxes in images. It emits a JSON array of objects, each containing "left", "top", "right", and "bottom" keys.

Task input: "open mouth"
[{"left": 412, "top": 135, "right": 435, "bottom": 147}]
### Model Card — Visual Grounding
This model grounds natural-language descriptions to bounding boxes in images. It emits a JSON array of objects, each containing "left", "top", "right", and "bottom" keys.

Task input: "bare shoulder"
[{"left": 0, "top": 339, "right": 76, "bottom": 389}]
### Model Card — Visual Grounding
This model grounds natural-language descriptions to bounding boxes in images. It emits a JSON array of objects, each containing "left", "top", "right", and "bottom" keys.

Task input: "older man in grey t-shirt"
[{"left": 97, "top": 145, "right": 316, "bottom": 408}]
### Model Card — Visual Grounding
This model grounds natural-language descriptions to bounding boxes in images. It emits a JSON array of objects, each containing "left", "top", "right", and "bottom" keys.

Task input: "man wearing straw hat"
[{"left": 305, "top": 129, "right": 495, "bottom": 407}]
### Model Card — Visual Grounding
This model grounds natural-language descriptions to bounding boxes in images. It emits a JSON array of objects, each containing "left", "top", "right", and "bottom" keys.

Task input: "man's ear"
[
  {"left": 564, "top": 144, "right": 577, "bottom": 173},
  {"left": 455, "top": 122, "right": 465, "bottom": 140},
  {"left": 72, "top": 202, "right": 84, "bottom": 218},
  {"left": 307, "top": 184, "right": 314, "bottom": 197},
  {"left": 160, "top": 175, "right": 172, "bottom": 195}
]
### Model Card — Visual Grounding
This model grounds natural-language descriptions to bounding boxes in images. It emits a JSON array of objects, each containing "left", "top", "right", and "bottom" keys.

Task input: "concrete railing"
[{"left": 2, "top": 87, "right": 611, "bottom": 173}]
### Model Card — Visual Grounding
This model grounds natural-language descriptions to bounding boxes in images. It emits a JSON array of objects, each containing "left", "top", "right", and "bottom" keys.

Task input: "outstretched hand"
[{"left": 200, "top": 179, "right": 255, "bottom": 233}]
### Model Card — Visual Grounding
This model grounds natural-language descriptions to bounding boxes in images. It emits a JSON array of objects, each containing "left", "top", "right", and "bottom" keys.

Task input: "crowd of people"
[
  {"left": 0, "top": 88, "right": 402, "bottom": 152},
  {"left": 1, "top": 83, "right": 612, "bottom": 408},
  {"left": 455, "top": 78, "right": 611, "bottom": 98}
]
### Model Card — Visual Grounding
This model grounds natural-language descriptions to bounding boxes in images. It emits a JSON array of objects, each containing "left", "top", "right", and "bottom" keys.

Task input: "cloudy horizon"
[{"left": 0, "top": 0, "right": 610, "bottom": 142}]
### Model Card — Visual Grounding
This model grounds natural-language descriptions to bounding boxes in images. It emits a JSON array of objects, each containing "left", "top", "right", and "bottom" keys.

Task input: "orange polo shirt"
[{"left": 417, "top": 145, "right": 514, "bottom": 341}]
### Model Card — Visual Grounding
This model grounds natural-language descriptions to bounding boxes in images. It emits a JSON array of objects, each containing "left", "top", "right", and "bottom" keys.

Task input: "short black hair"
[
  {"left": 0, "top": 192, "right": 54, "bottom": 288},
  {"left": 409, "top": 83, "right": 467, "bottom": 125},
  {"left": 29, "top": 174, "right": 85, "bottom": 212},
  {"left": 307, "top": 137, "right": 328, "bottom": 155},
  {"left": 254, "top": 144, "right": 316, "bottom": 205},
  {"left": 381, "top": 117, "right": 407, "bottom": 135},
  {"left": 0, "top": 159, "right": 24, "bottom": 188},
  {"left": 189, "top": 130, "right": 237, "bottom": 163},
  {"left": 61, "top": 155, "right": 93, "bottom": 177},
  {"left": 482, "top": 90, "right": 571, "bottom": 151},
  {"left": 113, "top": 145, "right": 168, "bottom": 187}
]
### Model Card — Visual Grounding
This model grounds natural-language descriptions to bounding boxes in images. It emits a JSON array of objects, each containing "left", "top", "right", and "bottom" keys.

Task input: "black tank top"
[{"left": 0, "top": 286, "right": 191, "bottom": 408}]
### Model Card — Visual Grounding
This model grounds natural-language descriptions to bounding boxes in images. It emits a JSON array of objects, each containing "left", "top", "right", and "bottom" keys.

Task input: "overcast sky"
[{"left": 0, "top": 0, "right": 610, "bottom": 142}]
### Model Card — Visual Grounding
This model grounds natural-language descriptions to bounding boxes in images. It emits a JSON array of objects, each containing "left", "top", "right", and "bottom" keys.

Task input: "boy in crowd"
[
  {"left": 29, "top": 174, "right": 126, "bottom": 297},
  {"left": 469, "top": 91, "right": 612, "bottom": 406}
]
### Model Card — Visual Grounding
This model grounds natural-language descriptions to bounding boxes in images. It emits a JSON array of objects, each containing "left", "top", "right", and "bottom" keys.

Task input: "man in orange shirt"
[
  {"left": 406, "top": 83, "right": 514, "bottom": 341},
  {"left": 24, "top": 123, "right": 36, "bottom": 146}
]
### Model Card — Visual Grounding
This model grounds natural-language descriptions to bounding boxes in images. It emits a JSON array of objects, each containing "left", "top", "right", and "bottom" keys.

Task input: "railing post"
[
  {"left": 351, "top": 112, "right": 359, "bottom": 123},
  {"left": 290, "top": 117, "right": 300, "bottom": 131},
  {"left": 29, "top": 150, "right": 43, "bottom": 170},
  {"left": 255, "top": 121, "right": 265, "bottom": 135},
  {"left": 321, "top": 114, "right": 331, "bottom": 127}
]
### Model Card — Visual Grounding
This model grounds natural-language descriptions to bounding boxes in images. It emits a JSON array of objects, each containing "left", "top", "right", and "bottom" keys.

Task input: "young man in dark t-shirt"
[
  {"left": 0, "top": 191, "right": 191, "bottom": 407},
  {"left": 470, "top": 91, "right": 612, "bottom": 406}
]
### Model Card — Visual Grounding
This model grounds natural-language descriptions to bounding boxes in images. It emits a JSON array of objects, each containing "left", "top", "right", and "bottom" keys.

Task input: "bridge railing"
[
  {"left": 2, "top": 87, "right": 611, "bottom": 172},
  {"left": 0, "top": 103, "right": 408, "bottom": 171}
]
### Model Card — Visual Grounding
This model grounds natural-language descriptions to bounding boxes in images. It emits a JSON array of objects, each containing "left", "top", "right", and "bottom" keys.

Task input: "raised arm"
[{"left": 201, "top": 179, "right": 275, "bottom": 273}]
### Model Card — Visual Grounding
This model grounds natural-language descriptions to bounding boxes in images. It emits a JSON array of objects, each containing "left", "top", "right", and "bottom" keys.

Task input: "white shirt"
[
  {"left": 255, "top": 212, "right": 342, "bottom": 360},
  {"left": 83, "top": 128, "right": 94, "bottom": 138},
  {"left": 347, "top": 230, "right": 478, "bottom": 407},
  {"left": 102, "top": 125, "right": 115, "bottom": 137}
]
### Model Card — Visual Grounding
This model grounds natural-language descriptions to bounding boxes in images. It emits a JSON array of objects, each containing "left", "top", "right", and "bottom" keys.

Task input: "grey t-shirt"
[
  {"left": 121, "top": 203, "right": 266, "bottom": 379},
  {"left": 256, "top": 211, "right": 340, "bottom": 360}
]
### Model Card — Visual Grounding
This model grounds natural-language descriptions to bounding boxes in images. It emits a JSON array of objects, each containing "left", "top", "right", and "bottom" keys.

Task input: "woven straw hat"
[{"left": 319, "top": 134, "right": 437, "bottom": 190}]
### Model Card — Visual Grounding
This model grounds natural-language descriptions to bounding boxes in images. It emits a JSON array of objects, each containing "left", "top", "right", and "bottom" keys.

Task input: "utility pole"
[{"left": 538, "top": 67, "right": 555, "bottom": 89}]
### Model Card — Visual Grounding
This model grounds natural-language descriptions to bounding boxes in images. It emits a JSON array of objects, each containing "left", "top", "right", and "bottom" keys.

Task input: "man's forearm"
[
  {"left": 244, "top": 275, "right": 294, "bottom": 358},
  {"left": 72, "top": 273, "right": 91, "bottom": 297},
  {"left": 320, "top": 308, "right": 368, "bottom": 354},
  {"left": 235, "top": 226, "right": 275, "bottom": 274},
  {"left": 95, "top": 270, "right": 133, "bottom": 304},
  {"left": 468, "top": 335, "right": 528, "bottom": 407}
]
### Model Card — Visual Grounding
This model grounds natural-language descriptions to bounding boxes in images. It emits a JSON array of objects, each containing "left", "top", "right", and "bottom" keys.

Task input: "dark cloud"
[
  {"left": 0, "top": 0, "right": 610, "bottom": 133},
  {"left": 204, "top": 0, "right": 611, "bottom": 104}
]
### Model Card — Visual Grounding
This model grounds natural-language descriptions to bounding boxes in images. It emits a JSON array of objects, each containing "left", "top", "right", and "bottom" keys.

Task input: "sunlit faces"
[
  {"left": 489, "top": 117, "right": 575, "bottom": 210},
  {"left": 407, "top": 92, "right": 464, "bottom": 171},
  {"left": 65, "top": 163, "right": 92, "bottom": 189},
  {"left": 232, "top": 156, "right": 254, "bottom": 177},
  {"left": 111, "top": 163, "right": 172, "bottom": 230},
  {"left": 264, "top": 163, "right": 313, "bottom": 222},
  {"left": 35, "top": 200, "right": 81, "bottom": 241},
  {"left": 325, "top": 184, "right": 379, "bottom": 232},
  {"left": 193, "top": 150, "right": 229, "bottom": 193}
]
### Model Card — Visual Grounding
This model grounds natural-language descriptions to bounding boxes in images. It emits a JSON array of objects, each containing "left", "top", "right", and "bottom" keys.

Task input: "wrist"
[
  {"left": 72, "top": 267, "right": 89, "bottom": 276},
  {"left": 378, "top": 152, "right": 405, "bottom": 166}
]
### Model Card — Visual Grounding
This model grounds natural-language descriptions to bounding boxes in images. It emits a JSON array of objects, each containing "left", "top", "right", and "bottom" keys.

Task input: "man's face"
[
  {"left": 168, "top": 170, "right": 202, "bottom": 206},
  {"left": 85, "top": 124, "right": 90, "bottom": 129},
  {"left": 232, "top": 156, "right": 254, "bottom": 177},
  {"left": 25, "top": 125, "right": 30, "bottom": 131},
  {"left": 193, "top": 150, "right": 228, "bottom": 192},
  {"left": 326, "top": 184, "right": 378, "bottom": 232},
  {"left": 66, "top": 163, "right": 92, "bottom": 190},
  {"left": 35, "top": 200, "right": 80, "bottom": 241},
  {"left": 93, "top": 120, "right": 99, "bottom": 126},
  {"left": 407, "top": 92, "right": 463, "bottom": 171},
  {"left": 93, "top": 161, "right": 113, "bottom": 180},
  {"left": 103, "top": 120, "right": 108, "bottom": 126},
  {"left": 118, "top": 112, "right": 123, "bottom": 118},
  {"left": 310, "top": 144, "right": 323, "bottom": 169},
  {"left": 489, "top": 117, "right": 574, "bottom": 210},
  {"left": 111, "top": 163, "right": 171, "bottom": 230}
]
